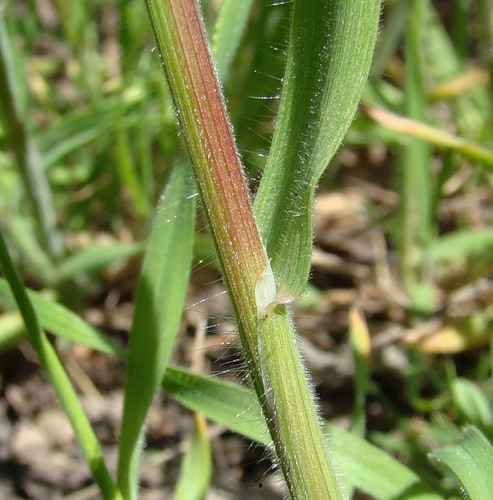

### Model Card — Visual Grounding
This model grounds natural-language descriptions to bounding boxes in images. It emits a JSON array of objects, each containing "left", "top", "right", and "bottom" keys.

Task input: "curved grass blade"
[
  {"left": 429, "top": 426, "right": 493, "bottom": 500},
  {"left": 117, "top": 162, "right": 196, "bottom": 499},
  {"left": 0, "top": 232, "right": 121, "bottom": 499},
  {"left": 254, "top": 0, "right": 381, "bottom": 302},
  {"left": 37, "top": 95, "right": 146, "bottom": 170},
  {"left": 114, "top": 110, "right": 151, "bottom": 216},
  {"left": 60, "top": 242, "right": 144, "bottom": 280},
  {"left": 451, "top": 379, "right": 493, "bottom": 438},
  {"left": 364, "top": 104, "right": 493, "bottom": 168},
  {"left": 0, "top": 277, "right": 124, "bottom": 356}
]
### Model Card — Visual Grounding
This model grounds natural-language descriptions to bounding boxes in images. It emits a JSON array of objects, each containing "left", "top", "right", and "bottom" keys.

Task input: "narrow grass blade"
[
  {"left": 60, "top": 242, "right": 144, "bottom": 279},
  {"left": 37, "top": 95, "right": 145, "bottom": 170},
  {"left": 174, "top": 413, "right": 212, "bottom": 500},
  {"left": 162, "top": 367, "right": 441, "bottom": 500},
  {"left": 211, "top": 0, "right": 253, "bottom": 80},
  {"left": 0, "top": 4, "right": 63, "bottom": 261},
  {"left": 0, "top": 214, "right": 58, "bottom": 285},
  {"left": 477, "top": 0, "right": 493, "bottom": 132},
  {"left": 117, "top": 162, "right": 196, "bottom": 499},
  {"left": 51, "top": 0, "right": 86, "bottom": 51},
  {"left": 400, "top": 0, "right": 434, "bottom": 304},
  {"left": 117, "top": 0, "right": 150, "bottom": 75},
  {"left": 424, "top": 2, "right": 490, "bottom": 139},
  {"left": 161, "top": 366, "right": 266, "bottom": 443},
  {"left": 364, "top": 104, "right": 493, "bottom": 168},
  {"left": 451, "top": 0, "right": 467, "bottom": 59},
  {"left": 254, "top": 0, "right": 381, "bottom": 301},
  {"left": 372, "top": 0, "right": 408, "bottom": 76},
  {"left": 114, "top": 110, "right": 151, "bottom": 216},
  {"left": 451, "top": 379, "right": 493, "bottom": 438},
  {"left": 429, "top": 426, "right": 493, "bottom": 500},
  {"left": 428, "top": 227, "right": 493, "bottom": 264},
  {"left": 0, "top": 278, "right": 124, "bottom": 356},
  {"left": 331, "top": 425, "right": 441, "bottom": 500},
  {"left": 0, "top": 232, "right": 121, "bottom": 499},
  {"left": 134, "top": 93, "right": 156, "bottom": 204}
]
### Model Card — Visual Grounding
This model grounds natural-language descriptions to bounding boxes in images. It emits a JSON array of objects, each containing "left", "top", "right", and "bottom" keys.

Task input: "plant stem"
[
  {"left": 400, "top": 0, "right": 433, "bottom": 303},
  {"left": 258, "top": 307, "right": 343, "bottom": 498},
  {"left": 143, "top": 0, "right": 342, "bottom": 497},
  {"left": 146, "top": 0, "right": 268, "bottom": 336}
]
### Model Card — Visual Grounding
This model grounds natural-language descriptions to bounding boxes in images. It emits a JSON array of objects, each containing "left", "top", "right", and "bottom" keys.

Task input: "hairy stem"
[{"left": 143, "top": 0, "right": 342, "bottom": 497}]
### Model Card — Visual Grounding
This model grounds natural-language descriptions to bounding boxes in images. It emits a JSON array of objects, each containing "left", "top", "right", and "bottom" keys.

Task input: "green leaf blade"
[
  {"left": 254, "top": 0, "right": 382, "bottom": 301},
  {"left": 429, "top": 426, "right": 493, "bottom": 500},
  {"left": 451, "top": 379, "right": 493, "bottom": 437},
  {"left": 428, "top": 228, "right": 493, "bottom": 264},
  {"left": 0, "top": 278, "right": 125, "bottom": 356},
  {"left": 0, "top": 233, "right": 121, "bottom": 499},
  {"left": 117, "top": 162, "right": 196, "bottom": 499},
  {"left": 211, "top": 0, "right": 253, "bottom": 80},
  {"left": 59, "top": 242, "right": 144, "bottom": 279}
]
